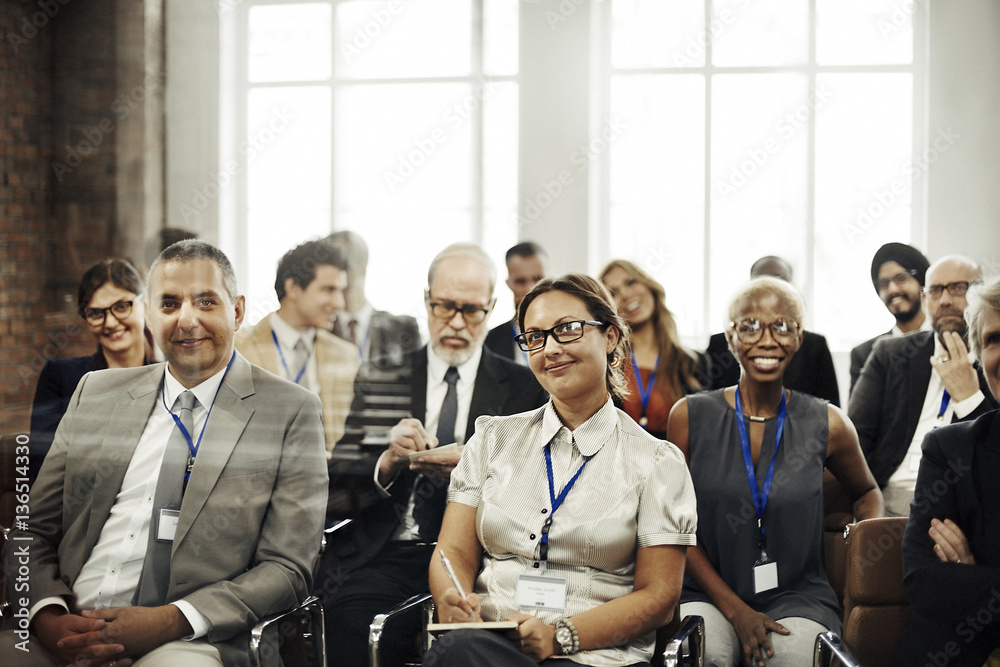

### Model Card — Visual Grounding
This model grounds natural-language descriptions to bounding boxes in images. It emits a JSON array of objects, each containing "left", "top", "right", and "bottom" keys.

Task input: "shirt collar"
[
  {"left": 539, "top": 396, "right": 617, "bottom": 458},
  {"left": 163, "top": 356, "right": 231, "bottom": 411},
  {"left": 271, "top": 311, "right": 316, "bottom": 352},
  {"left": 426, "top": 341, "right": 484, "bottom": 385}
]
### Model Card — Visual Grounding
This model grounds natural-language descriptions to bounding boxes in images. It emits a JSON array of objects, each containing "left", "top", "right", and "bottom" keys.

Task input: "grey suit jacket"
[{"left": 10, "top": 353, "right": 327, "bottom": 667}]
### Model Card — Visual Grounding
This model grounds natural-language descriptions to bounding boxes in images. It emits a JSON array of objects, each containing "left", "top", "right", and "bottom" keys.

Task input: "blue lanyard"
[
  {"left": 734, "top": 386, "right": 786, "bottom": 556},
  {"left": 357, "top": 324, "right": 370, "bottom": 360},
  {"left": 161, "top": 352, "right": 236, "bottom": 481},
  {"left": 271, "top": 329, "right": 311, "bottom": 384},
  {"left": 539, "top": 441, "right": 592, "bottom": 565},
  {"left": 630, "top": 352, "right": 661, "bottom": 419},
  {"left": 938, "top": 389, "right": 951, "bottom": 420}
]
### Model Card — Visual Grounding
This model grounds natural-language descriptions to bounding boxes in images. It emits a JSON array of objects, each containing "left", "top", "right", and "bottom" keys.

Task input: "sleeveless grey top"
[{"left": 681, "top": 389, "right": 841, "bottom": 632}]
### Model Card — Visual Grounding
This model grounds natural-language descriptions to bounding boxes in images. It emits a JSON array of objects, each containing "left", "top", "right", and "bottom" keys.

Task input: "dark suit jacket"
[
  {"left": 29, "top": 351, "right": 155, "bottom": 483},
  {"left": 6, "top": 355, "right": 328, "bottom": 667},
  {"left": 892, "top": 410, "right": 1000, "bottom": 666},
  {"left": 485, "top": 319, "right": 519, "bottom": 361},
  {"left": 848, "top": 330, "right": 891, "bottom": 395},
  {"left": 848, "top": 331, "right": 998, "bottom": 488},
  {"left": 333, "top": 308, "right": 420, "bottom": 373},
  {"left": 704, "top": 330, "right": 841, "bottom": 406},
  {"left": 323, "top": 346, "right": 546, "bottom": 575}
]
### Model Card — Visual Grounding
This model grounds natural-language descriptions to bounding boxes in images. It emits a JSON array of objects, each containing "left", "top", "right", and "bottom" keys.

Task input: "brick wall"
[{"left": 0, "top": 0, "right": 163, "bottom": 437}]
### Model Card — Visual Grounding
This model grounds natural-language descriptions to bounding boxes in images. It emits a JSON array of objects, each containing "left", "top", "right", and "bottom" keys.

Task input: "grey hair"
[
  {"left": 147, "top": 239, "right": 240, "bottom": 302},
  {"left": 966, "top": 275, "right": 1000, "bottom": 359},
  {"left": 426, "top": 243, "right": 497, "bottom": 296}
]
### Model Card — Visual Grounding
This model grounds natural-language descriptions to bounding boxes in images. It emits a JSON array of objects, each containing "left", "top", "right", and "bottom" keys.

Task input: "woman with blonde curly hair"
[{"left": 600, "top": 259, "right": 708, "bottom": 438}]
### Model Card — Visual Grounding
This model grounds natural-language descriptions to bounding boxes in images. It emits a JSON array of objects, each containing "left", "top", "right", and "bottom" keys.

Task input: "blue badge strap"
[
  {"left": 357, "top": 324, "right": 371, "bottom": 360},
  {"left": 938, "top": 389, "right": 951, "bottom": 420},
  {"left": 734, "top": 386, "right": 786, "bottom": 558},
  {"left": 162, "top": 352, "right": 236, "bottom": 482},
  {"left": 271, "top": 329, "right": 310, "bottom": 384},
  {"left": 539, "top": 442, "right": 592, "bottom": 566},
  {"left": 630, "top": 352, "right": 661, "bottom": 419}
]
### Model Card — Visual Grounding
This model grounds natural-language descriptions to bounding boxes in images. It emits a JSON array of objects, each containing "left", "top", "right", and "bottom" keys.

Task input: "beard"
[
  {"left": 932, "top": 306, "right": 968, "bottom": 340},
  {"left": 431, "top": 330, "right": 476, "bottom": 367},
  {"left": 890, "top": 296, "right": 922, "bottom": 324}
]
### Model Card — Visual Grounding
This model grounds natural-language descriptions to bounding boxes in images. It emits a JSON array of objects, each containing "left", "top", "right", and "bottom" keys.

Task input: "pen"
[{"left": 440, "top": 550, "right": 475, "bottom": 619}]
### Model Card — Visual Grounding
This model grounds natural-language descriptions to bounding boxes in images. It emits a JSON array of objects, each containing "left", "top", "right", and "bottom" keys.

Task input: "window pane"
[
  {"left": 709, "top": 73, "right": 809, "bottom": 328},
  {"left": 816, "top": 0, "right": 913, "bottom": 65},
  {"left": 814, "top": 73, "right": 913, "bottom": 348},
  {"left": 335, "top": 0, "right": 472, "bottom": 79},
  {"left": 248, "top": 3, "right": 331, "bottom": 82},
  {"left": 245, "top": 86, "right": 332, "bottom": 317},
  {"left": 712, "top": 0, "right": 808, "bottom": 67},
  {"left": 609, "top": 74, "right": 706, "bottom": 338},
  {"left": 612, "top": 0, "right": 705, "bottom": 69},
  {"left": 484, "top": 0, "right": 518, "bottom": 76}
]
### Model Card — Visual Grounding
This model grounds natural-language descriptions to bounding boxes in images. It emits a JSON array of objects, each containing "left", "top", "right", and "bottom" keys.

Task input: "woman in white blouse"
[{"left": 426, "top": 274, "right": 698, "bottom": 666}]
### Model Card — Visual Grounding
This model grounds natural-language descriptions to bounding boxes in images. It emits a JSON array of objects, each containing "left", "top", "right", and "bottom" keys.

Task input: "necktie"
[
  {"left": 135, "top": 390, "right": 195, "bottom": 606},
  {"left": 291, "top": 338, "right": 309, "bottom": 382},
  {"left": 347, "top": 319, "right": 359, "bottom": 346},
  {"left": 413, "top": 366, "right": 459, "bottom": 541}
]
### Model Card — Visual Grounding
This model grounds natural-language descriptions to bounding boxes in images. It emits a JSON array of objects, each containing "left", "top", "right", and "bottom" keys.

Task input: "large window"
[
  {"left": 602, "top": 0, "right": 924, "bottom": 351},
  {"left": 227, "top": 0, "right": 519, "bottom": 324}
]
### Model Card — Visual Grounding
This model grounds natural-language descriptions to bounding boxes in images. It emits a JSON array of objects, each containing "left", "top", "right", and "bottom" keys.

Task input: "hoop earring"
[{"left": 609, "top": 353, "right": 622, "bottom": 369}]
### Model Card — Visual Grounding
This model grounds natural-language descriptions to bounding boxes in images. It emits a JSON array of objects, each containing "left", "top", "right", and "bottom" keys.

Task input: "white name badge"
[
  {"left": 753, "top": 561, "right": 778, "bottom": 594},
  {"left": 156, "top": 508, "right": 181, "bottom": 542},
  {"left": 515, "top": 573, "right": 567, "bottom": 612}
]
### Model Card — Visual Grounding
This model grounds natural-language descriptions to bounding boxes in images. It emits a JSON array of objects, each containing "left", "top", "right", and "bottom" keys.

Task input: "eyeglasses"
[
  {"left": 730, "top": 318, "right": 799, "bottom": 344},
  {"left": 922, "top": 281, "right": 982, "bottom": 300},
  {"left": 84, "top": 299, "right": 136, "bottom": 325},
  {"left": 876, "top": 270, "right": 918, "bottom": 292},
  {"left": 515, "top": 320, "right": 605, "bottom": 352},
  {"left": 427, "top": 297, "right": 491, "bottom": 324}
]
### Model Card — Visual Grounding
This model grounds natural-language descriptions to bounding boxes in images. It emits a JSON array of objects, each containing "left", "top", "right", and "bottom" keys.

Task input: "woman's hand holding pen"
[{"left": 438, "top": 588, "right": 482, "bottom": 623}]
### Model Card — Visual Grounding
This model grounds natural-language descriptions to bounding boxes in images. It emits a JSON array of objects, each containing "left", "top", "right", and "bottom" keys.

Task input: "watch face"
[{"left": 556, "top": 626, "right": 572, "bottom": 644}]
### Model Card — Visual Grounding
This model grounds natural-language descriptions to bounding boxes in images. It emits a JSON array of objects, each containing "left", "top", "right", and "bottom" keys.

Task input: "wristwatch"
[{"left": 554, "top": 618, "right": 579, "bottom": 655}]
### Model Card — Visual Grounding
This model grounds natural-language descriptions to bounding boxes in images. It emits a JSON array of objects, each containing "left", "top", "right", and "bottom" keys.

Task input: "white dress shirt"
[
  {"left": 885, "top": 337, "right": 984, "bottom": 515},
  {"left": 269, "top": 311, "right": 319, "bottom": 393}
]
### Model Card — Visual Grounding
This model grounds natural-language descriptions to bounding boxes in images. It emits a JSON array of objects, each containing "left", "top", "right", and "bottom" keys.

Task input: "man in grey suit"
[
  {"left": 1, "top": 241, "right": 327, "bottom": 667},
  {"left": 319, "top": 243, "right": 546, "bottom": 666}
]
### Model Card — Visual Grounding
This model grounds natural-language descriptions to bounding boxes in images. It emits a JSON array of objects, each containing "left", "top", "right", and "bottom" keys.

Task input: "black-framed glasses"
[
  {"left": 83, "top": 299, "right": 136, "bottom": 326},
  {"left": 515, "top": 320, "right": 605, "bottom": 352},
  {"left": 922, "top": 281, "right": 982, "bottom": 300},
  {"left": 730, "top": 318, "right": 799, "bottom": 344},
  {"left": 427, "top": 296, "right": 491, "bottom": 324},
  {"left": 876, "top": 269, "right": 918, "bottom": 292}
]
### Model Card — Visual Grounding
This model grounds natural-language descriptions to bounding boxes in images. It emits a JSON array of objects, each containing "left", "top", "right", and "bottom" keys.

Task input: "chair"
[
  {"left": 250, "top": 595, "right": 326, "bottom": 667},
  {"left": 813, "top": 631, "right": 861, "bottom": 667},
  {"left": 822, "top": 469, "right": 854, "bottom": 605},
  {"left": 841, "top": 517, "right": 911, "bottom": 666},
  {"left": 369, "top": 596, "right": 705, "bottom": 667},
  {"left": 248, "top": 519, "right": 354, "bottom": 666}
]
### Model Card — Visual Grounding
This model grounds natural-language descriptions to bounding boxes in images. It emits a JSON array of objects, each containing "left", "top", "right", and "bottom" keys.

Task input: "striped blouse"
[{"left": 449, "top": 397, "right": 698, "bottom": 665}]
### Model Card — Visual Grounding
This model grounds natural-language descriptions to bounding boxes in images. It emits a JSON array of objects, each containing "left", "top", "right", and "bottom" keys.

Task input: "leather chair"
[
  {"left": 822, "top": 469, "right": 854, "bottom": 605},
  {"left": 841, "top": 517, "right": 910, "bottom": 666}
]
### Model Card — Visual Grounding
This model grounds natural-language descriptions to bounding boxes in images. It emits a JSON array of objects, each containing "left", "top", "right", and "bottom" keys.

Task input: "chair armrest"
[
  {"left": 813, "top": 631, "right": 861, "bottom": 667},
  {"left": 369, "top": 592, "right": 433, "bottom": 667},
  {"left": 250, "top": 595, "right": 325, "bottom": 667},
  {"left": 662, "top": 615, "right": 705, "bottom": 667}
]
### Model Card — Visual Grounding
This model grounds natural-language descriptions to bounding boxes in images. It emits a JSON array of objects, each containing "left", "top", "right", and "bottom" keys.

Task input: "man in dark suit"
[
  {"left": 892, "top": 274, "right": 1000, "bottom": 666},
  {"left": 849, "top": 255, "right": 997, "bottom": 516},
  {"left": 319, "top": 243, "right": 547, "bottom": 666},
  {"left": 484, "top": 241, "right": 548, "bottom": 365},
  {"left": 326, "top": 230, "right": 420, "bottom": 374},
  {"left": 848, "top": 242, "right": 931, "bottom": 394},
  {"left": 0, "top": 241, "right": 327, "bottom": 667},
  {"left": 705, "top": 255, "right": 841, "bottom": 405}
]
